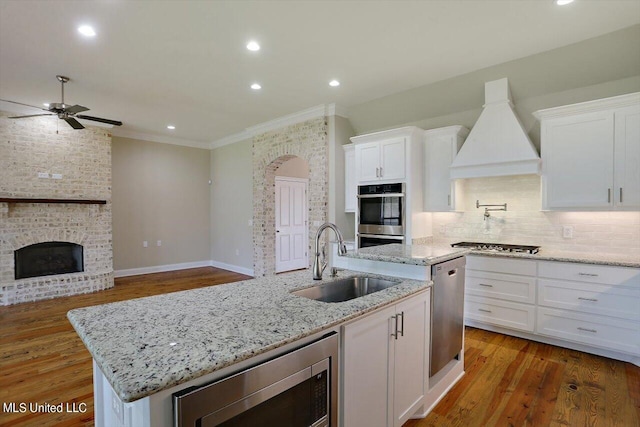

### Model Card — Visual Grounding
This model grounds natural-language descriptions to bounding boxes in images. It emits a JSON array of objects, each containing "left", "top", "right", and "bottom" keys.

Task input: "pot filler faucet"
[
  {"left": 313, "top": 222, "right": 348, "bottom": 280},
  {"left": 476, "top": 200, "right": 507, "bottom": 220}
]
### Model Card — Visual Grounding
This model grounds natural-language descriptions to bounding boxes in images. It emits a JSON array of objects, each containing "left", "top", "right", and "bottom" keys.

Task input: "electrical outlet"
[
  {"left": 157, "top": 240, "right": 162, "bottom": 247},
  {"left": 51, "top": 173, "right": 62, "bottom": 179},
  {"left": 37, "top": 172, "right": 49, "bottom": 179},
  {"left": 111, "top": 393, "right": 124, "bottom": 423},
  {"left": 143, "top": 241, "right": 148, "bottom": 248},
  {"left": 562, "top": 226, "right": 573, "bottom": 239}
]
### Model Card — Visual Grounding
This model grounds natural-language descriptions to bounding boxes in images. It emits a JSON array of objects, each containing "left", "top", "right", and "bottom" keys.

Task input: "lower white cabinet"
[
  {"left": 342, "top": 289, "right": 430, "bottom": 427},
  {"left": 465, "top": 255, "right": 640, "bottom": 362}
]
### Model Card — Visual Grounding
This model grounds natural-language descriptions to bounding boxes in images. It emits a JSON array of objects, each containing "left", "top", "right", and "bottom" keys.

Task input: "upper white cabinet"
[
  {"left": 355, "top": 138, "right": 406, "bottom": 183},
  {"left": 342, "top": 290, "right": 429, "bottom": 427},
  {"left": 343, "top": 144, "right": 356, "bottom": 212},
  {"left": 423, "top": 126, "right": 469, "bottom": 211},
  {"left": 351, "top": 127, "right": 424, "bottom": 185},
  {"left": 534, "top": 93, "right": 640, "bottom": 210}
]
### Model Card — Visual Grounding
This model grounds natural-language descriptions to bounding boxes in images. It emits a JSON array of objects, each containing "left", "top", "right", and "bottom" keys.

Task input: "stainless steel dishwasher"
[{"left": 430, "top": 256, "right": 465, "bottom": 378}]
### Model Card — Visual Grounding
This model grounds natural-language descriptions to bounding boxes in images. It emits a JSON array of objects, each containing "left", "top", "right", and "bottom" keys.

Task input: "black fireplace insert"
[{"left": 14, "top": 241, "right": 84, "bottom": 280}]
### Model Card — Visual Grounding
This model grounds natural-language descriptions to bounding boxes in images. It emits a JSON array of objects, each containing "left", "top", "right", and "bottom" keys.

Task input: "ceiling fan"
[{"left": 0, "top": 75, "right": 122, "bottom": 129}]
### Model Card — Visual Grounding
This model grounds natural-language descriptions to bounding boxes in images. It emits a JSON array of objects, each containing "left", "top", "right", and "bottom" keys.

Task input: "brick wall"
[
  {"left": 0, "top": 114, "right": 113, "bottom": 305},
  {"left": 252, "top": 117, "right": 328, "bottom": 276}
]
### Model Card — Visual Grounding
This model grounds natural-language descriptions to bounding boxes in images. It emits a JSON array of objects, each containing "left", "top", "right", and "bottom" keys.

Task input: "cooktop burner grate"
[{"left": 451, "top": 241, "right": 540, "bottom": 254}]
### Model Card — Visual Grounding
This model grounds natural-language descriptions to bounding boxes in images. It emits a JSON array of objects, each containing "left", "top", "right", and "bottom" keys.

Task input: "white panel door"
[
  {"left": 614, "top": 104, "right": 640, "bottom": 208},
  {"left": 275, "top": 178, "right": 307, "bottom": 273}
]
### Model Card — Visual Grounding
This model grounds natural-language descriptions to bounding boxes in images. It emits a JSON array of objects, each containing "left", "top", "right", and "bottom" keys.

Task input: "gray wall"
[
  {"left": 210, "top": 138, "right": 254, "bottom": 272},
  {"left": 112, "top": 137, "right": 211, "bottom": 270},
  {"left": 348, "top": 24, "right": 640, "bottom": 148}
]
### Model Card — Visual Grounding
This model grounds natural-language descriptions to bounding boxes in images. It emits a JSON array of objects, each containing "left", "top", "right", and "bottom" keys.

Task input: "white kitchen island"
[{"left": 68, "top": 246, "right": 467, "bottom": 427}]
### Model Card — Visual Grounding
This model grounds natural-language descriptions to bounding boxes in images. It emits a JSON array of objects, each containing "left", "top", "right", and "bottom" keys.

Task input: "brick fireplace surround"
[{"left": 0, "top": 115, "right": 113, "bottom": 305}]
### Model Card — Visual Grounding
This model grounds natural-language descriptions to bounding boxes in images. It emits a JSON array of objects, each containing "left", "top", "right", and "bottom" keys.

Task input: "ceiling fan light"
[{"left": 78, "top": 25, "right": 96, "bottom": 37}]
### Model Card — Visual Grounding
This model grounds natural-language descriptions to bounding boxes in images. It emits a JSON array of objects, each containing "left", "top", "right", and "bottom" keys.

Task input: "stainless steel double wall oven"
[{"left": 357, "top": 182, "right": 405, "bottom": 248}]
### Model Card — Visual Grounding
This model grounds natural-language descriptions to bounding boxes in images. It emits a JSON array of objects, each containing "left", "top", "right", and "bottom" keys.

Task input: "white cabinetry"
[
  {"left": 466, "top": 255, "right": 640, "bottom": 364},
  {"left": 354, "top": 138, "right": 405, "bottom": 183},
  {"left": 342, "top": 290, "right": 430, "bottom": 427},
  {"left": 534, "top": 93, "right": 640, "bottom": 210},
  {"left": 536, "top": 261, "right": 640, "bottom": 356},
  {"left": 343, "top": 144, "right": 356, "bottom": 212},
  {"left": 464, "top": 256, "right": 537, "bottom": 332},
  {"left": 423, "top": 126, "right": 468, "bottom": 211}
]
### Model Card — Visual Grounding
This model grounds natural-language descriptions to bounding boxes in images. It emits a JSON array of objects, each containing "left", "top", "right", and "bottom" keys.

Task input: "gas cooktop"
[{"left": 451, "top": 241, "right": 540, "bottom": 255}]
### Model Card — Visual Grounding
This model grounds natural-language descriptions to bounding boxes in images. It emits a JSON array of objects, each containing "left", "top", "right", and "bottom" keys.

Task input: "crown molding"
[
  {"left": 423, "top": 125, "right": 469, "bottom": 139},
  {"left": 110, "top": 129, "right": 210, "bottom": 149},
  {"left": 533, "top": 92, "right": 640, "bottom": 120},
  {"left": 210, "top": 130, "right": 252, "bottom": 149},
  {"left": 210, "top": 103, "right": 348, "bottom": 149}
]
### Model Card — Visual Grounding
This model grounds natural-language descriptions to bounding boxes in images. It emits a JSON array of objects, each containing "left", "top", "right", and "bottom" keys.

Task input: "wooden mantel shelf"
[{"left": 0, "top": 198, "right": 107, "bottom": 205}]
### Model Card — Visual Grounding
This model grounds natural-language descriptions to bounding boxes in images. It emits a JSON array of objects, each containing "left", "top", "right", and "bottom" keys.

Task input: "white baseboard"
[
  {"left": 114, "top": 261, "right": 214, "bottom": 278},
  {"left": 210, "top": 260, "right": 254, "bottom": 277}
]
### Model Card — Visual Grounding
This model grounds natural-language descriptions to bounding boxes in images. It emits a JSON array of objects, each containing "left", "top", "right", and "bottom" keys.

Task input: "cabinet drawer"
[
  {"left": 537, "top": 307, "right": 640, "bottom": 355},
  {"left": 465, "top": 295, "right": 535, "bottom": 332},
  {"left": 538, "top": 261, "right": 639, "bottom": 286},
  {"left": 466, "top": 255, "right": 536, "bottom": 276},
  {"left": 466, "top": 271, "right": 536, "bottom": 304},
  {"left": 538, "top": 278, "right": 640, "bottom": 321}
]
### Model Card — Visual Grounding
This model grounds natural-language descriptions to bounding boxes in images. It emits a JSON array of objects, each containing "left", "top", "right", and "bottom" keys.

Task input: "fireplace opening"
[{"left": 14, "top": 242, "right": 84, "bottom": 280}]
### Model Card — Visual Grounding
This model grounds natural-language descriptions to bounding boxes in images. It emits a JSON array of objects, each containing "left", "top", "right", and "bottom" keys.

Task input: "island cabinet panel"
[{"left": 342, "top": 289, "right": 430, "bottom": 427}]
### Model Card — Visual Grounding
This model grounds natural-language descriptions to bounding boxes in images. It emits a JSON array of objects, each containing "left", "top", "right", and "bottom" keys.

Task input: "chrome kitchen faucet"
[{"left": 313, "top": 223, "right": 347, "bottom": 280}]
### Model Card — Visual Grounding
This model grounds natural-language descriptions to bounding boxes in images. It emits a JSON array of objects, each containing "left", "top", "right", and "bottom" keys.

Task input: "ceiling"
[{"left": 1, "top": 0, "right": 639, "bottom": 148}]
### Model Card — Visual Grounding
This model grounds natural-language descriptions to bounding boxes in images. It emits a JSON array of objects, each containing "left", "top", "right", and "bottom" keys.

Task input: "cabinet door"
[
  {"left": 542, "top": 111, "right": 614, "bottom": 209},
  {"left": 356, "top": 142, "right": 382, "bottom": 183},
  {"left": 424, "top": 136, "right": 455, "bottom": 211},
  {"left": 614, "top": 104, "right": 640, "bottom": 209},
  {"left": 342, "top": 305, "right": 395, "bottom": 427},
  {"left": 344, "top": 146, "right": 357, "bottom": 212},
  {"left": 393, "top": 291, "right": 429, "bottom": 427},
  {"left": 380, "top": 138, "right": 406, "bottom": 181}
]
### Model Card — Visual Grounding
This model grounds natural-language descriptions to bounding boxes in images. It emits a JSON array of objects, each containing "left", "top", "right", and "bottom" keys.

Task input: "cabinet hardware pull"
[
  {"left": 375, "top": 167, "right": 379, "bottom": 178},
  {"left": 447, "top": 194, "right": 451, "bottom": 206},
  {"left": 578, "top": 272, "right": 598, "bottom": 277},
  {"left": 577, "top": 327, "right": 597, "bottom": 333},
  {"left": 578, "top": 297, "right": 598, "bottom": 302},
  {"left": 379, "top": 167, "right": 383, "bottom": 177},
  {"left": 608, "top": 188, "right": 611, "bottom": 203},
  {"left": 478, "top": 308, "right": 492, "bottom": 313},
  {"left": 391, "top": 314, "right": 398, "bottom": 339},
  {"left": 399, "top": 311, "right": 404, "bottom": 337},
  {"left": 479, "top": 283, "right": 493, "bottom": 287},
  {"left": 620, "top": 187, "right": 623, "bottom": 203}
]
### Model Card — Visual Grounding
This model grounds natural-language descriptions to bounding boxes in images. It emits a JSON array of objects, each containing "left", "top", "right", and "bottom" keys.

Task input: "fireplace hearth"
[{"left": 15, "top": 241, "right": 84, "bottom": 280}]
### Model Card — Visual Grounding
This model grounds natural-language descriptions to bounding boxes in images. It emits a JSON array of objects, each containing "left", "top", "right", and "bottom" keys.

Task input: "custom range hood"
[{"left": 450, "top": 78, "right": 540, "bottom": 179}]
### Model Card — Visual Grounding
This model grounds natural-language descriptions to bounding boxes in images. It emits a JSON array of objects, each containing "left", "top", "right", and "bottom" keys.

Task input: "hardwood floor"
[
  {"left": 0, "top": 267, "right": 251, "bottom": 427},
  {"left": 404, "top": 327, "right": 640, "bottom": 427},
  {"left": 1, "top": 268, "right": 638, "bottom": 427}
]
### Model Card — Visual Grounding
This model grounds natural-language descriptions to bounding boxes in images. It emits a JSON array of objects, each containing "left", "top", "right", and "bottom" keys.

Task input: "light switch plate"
[{"left": 562, "top": 226, "right": 573, "bottom": 239}]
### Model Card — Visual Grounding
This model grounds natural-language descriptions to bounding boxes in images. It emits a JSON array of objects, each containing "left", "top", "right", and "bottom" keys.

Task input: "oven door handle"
[
  {"left": 357, "top": 193, "right": 405, "bottom": 198},
  {"left": 358, "top": 234, "right": 404, "bottom": 240}
]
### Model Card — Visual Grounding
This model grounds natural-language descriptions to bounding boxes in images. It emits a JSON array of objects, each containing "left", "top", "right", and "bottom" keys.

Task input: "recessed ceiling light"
[
  {"left": 78, "top": 25, "right": 96, "bottom": 37},
  {"left": 329, "top": 80, "right": 340, "bottom": 87},
  {"left": 556, "top": 0, "right": 574, "bottom": 5},
  {"left": 167, "top": 125, "right": 176, "bottom": 130},
  {"left": 246, "top": 41, "right": 260, "bottom": 51},
  {"left": 251, "top": 83, "right": 262, "bottom": 90}
]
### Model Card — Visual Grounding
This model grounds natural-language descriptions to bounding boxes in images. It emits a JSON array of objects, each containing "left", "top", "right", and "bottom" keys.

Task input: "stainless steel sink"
[{"left": 291, "top": 276, "right": 401, "bottom": 303}]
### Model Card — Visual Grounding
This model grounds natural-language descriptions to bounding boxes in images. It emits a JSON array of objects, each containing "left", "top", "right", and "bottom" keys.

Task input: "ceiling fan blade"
[
  {"left": 64, "top": 117, "right": 85, "bottom": 129},
  {"left": 0, "top": 99, "right": 49, "bottom": 111},
  {"left": 76, "top": 114, "right": 122, "bottom": 126},
  {"left": 8, "top": 113, "right": 55, "bottom": 119},
  {"left": 65, "top": 104, "right": 90, "bottom": 114}
]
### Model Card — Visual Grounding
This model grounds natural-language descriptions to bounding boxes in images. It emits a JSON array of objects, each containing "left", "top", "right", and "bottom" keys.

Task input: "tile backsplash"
[{"left": 431, "top": 175, "right": 640, "bottom": 256}]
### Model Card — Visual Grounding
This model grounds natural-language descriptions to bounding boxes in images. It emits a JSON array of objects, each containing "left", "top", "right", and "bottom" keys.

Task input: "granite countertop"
[
  {"left": 67, "top": 269, "right": 429, "bottom": 403},
  {"left": 341, "top": 243, "right": 639, "bottom": 268},
  {"left": 467, "top": 248, "right": 640, "bottom": 268},
  {"left": 343, "top": 244, "right": 470, "bottom": 266}
]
